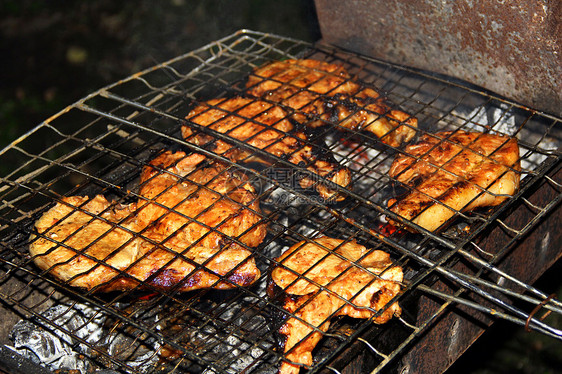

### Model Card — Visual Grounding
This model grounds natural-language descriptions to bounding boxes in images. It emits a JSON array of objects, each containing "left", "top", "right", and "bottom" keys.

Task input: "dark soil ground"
[{"left": 1, "top": 1, "right": 560, "bottom": 373}]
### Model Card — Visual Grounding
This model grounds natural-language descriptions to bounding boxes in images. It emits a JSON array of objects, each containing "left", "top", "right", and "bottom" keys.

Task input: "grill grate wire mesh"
[{"left": 0, "top": 30, "right": 561, "bottom": 373}]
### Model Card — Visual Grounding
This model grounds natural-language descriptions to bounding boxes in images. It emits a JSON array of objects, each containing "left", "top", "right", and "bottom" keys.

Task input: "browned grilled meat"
[
  {"left": 268, "top": 237, "right": 403, "bottom": 374},
  {"left": 30, "top": 151, "right": 266, "bottom": 292},
  {"left": 182, "top": 96, "right": 351, "bottom": 201},
  {"left": 30, "top": 195, "right": 143, "bottom": 290},
  {"left": 387, "top": 130, "right": 521, "bottom": 232},
  {"left": 135, "top": 151, "right": 265, "bottom": 251},
  {"left": 246, "top": 59, "right": 417, "bottom": 147}
]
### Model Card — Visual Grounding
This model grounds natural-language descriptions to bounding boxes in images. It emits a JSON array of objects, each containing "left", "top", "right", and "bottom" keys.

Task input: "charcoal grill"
[{"left": 0, "top": 29, "right": 561, "bottom": 374}]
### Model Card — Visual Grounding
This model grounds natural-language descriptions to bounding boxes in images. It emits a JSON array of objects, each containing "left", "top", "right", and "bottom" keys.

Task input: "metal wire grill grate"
[{"left": 0, "top": 30, "right": 561, "bottom": 373}]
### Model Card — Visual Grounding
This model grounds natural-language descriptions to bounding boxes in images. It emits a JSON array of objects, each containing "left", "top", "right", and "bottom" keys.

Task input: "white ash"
[
  {"left": 97, "top": 312, "right": 161, "bottom": 372},
  {"left": 201, "top": 334, "right": 272, "bottom": 374},
  {"left": 329, "top": 136, "right": 386, "bottom": 172},
  {"left": 462, "top": 104, "right": 519, "bottom": 137},
  {"left": 327, "top": 134, "right": 394, "bottom": 199},
  {"left": 265, "top": 186, "right": 316, "bottom": 207},
  {"left": 181, "top": 302, "right": 275, "bottom": 374}
]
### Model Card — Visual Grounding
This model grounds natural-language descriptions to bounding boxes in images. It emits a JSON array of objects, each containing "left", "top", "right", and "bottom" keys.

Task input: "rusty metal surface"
[{"left": 314, "top": 0, "right": 562, "bottom": 117}]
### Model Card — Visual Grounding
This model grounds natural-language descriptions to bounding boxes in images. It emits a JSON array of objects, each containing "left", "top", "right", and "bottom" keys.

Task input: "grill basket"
[{"left": 0, "top": 30, "right": 561, "bottom": 374}]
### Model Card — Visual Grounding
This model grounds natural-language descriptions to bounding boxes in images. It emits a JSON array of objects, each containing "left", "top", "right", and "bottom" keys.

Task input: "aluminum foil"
[{"left": 8, "top": 302, "right": 160, "bottom": 373}]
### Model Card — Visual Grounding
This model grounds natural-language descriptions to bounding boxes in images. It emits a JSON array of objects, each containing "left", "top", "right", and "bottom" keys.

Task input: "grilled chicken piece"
[
  {"left": 246, "top": 59, "right": 417, "bottom": 147},
  {"left": 30, "top": 195, "right": 142, "bottom": 290},
  {"left": 183, "top": 96, "right": 351, "bottom": 201},
  {"left": 135, "top": 151, "right": 265, "bottom": 251},
  {"left": 387, "top": 130, "right": 521, "bottom": 232},
  {"left": 268, "top": 237, "right": 403, "bottom": 374},
  {"left": 30, "top": 151, "right": 266, "bottom": 292}
]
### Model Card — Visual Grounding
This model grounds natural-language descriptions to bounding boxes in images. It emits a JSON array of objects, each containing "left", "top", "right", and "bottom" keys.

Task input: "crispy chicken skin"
[
  {"left": 388, "top": 130, "right": 521, "bottom": 232},
  {"left": 183, "top": 97, "right": 351, "bottom": 201},
  {"left": 246, "top": 59, "right": 417, "bottom": 147},
  {"left": 267, "top": 237, "right": 403, "bottom": 374},
  {"left": 29, "top": 151, "right": 266, "bottom": 292}
]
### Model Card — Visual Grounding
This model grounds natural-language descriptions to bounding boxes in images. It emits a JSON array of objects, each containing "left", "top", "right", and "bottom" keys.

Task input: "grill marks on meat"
[
  {"left": 267, "top": 237, "right": 403, "bottom": 374},
  {"left": 30, "top": 151, "right": 266, "bottom": 292},
  {"left": 388, "top": 130, "right": 521, "bottom": 232},
  {"left": 135, "top": 151, "right": 265, "bottom": 251},
  {"left": 246, "top": 59, "right": 417, "bottom": 147},
  {"left": 30, "top": 195, "right": 142, "bottom": 291},
  {"left": 128, "top": 151, "right": 266, "bottom": 290},
  {"left": 182, "top": 59, "right": 420, "bottom": 201},
  {"left": 183, "top": 97, "right": 351, "bottom": 201},
  {"left": 247, "top": 59, "right": 348, "bottom": 128}
]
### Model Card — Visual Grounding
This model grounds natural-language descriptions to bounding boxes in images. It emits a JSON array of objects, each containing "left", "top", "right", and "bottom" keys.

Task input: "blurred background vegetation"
[
  {"left": 1, "top": 1, "right": 560, "bottom": 373},
  {"left": 0, "top": 0, "right": 319, "bottom": 149}
]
